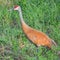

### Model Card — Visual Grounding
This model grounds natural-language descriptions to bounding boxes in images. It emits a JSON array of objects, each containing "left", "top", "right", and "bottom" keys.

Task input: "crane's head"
[
  {"left": 8, "top": 5, "right": 21, "bottom": 12},
  {"left": 14, "top": 5, "right": 20, "bottom": 10}
]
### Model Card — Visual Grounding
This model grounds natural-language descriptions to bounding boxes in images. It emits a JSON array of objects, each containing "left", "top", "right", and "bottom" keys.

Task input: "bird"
[{"left": 13, "top": 5, "right": 57, "bottom": 49}]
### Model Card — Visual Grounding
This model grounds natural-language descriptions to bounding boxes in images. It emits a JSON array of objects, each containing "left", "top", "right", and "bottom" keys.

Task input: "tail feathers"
[
  {"left": 51, "top": 40, "right": 60, "bottom": 55},
  {"left": 51, "top": 40, "right": 57, "bottom": 47}
]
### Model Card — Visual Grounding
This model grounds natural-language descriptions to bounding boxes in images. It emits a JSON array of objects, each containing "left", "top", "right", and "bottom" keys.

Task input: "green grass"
[{"left": 0, "top": 0, "right": 60, "bottom": 60}]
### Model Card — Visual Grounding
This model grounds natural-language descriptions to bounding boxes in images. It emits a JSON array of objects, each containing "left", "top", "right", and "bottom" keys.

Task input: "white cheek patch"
[{"left": 14, "top": 7, "right": 19, "bottom": 10}]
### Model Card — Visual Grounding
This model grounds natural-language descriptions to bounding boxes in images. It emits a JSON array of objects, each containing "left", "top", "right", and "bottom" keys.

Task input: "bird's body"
[
  {"left": 14, "top": 5, "right": 57, "bottom": 49},
  {"left": 21, "top": 21, "right": 52, "bottom": 48}
]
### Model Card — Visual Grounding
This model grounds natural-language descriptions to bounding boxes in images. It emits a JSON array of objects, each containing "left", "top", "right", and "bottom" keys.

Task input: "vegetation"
[{"left": 0, "top": 0, "right": 60, "bottom": 60}]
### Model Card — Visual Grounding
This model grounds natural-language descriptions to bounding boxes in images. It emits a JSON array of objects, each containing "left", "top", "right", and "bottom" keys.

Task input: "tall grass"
[{"left": 0, "top": 0, "right": 60, "bottom": 60}]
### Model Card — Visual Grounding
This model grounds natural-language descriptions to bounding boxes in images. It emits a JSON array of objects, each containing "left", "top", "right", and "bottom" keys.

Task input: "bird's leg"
[
  {"left": 41, "top": 46, "right": 51, "bottom": 57},
  {"left": 36, "top": 47, "right": 39, "bottom": 60},
  {"left": 36, "top": 47, "right": 39, "bottom": 53}
]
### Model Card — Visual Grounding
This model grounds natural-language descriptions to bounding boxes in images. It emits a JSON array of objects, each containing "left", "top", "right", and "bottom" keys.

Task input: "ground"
[{"left": 0, "top": 0, "right": 60, "bottom": 60}]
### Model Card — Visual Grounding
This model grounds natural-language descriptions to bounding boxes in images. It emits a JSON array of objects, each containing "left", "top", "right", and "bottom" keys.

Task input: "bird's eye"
[{"left": 14, "top": 5, "right": 19, "bottom": 9}]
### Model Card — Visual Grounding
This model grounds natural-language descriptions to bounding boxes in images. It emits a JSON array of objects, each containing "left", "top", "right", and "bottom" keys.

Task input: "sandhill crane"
[{"left": 13, "top": 5, "right": 57, "bottom": 49}]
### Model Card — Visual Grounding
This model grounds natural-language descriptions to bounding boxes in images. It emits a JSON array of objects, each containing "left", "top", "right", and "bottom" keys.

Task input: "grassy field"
[{"left": 0, "top": 0, "right": 60, "bottom": 60}]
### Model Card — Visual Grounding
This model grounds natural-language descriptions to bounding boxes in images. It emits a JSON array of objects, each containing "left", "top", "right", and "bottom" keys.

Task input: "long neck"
[
  {"left": 18, "top": 7, "right": 24, "bottom": 23},
  {"left": 18, "top": 7, "right": 29, "bottom": 29}
]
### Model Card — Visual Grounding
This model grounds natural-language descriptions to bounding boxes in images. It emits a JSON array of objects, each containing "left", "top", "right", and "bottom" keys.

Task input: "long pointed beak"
[{"left": 8, "top": 8, "right": 14, "bottom": 12}]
